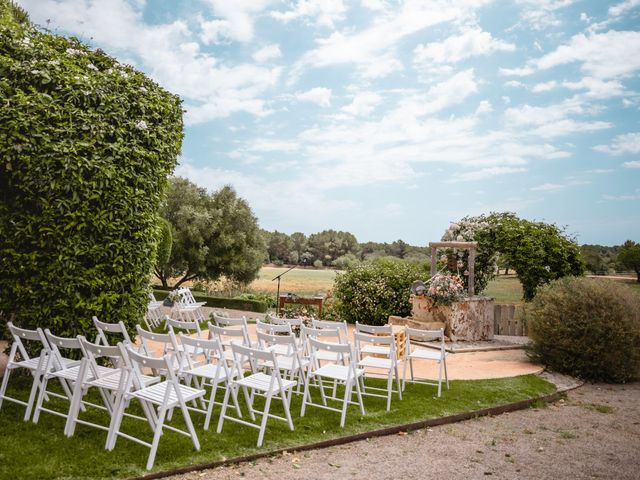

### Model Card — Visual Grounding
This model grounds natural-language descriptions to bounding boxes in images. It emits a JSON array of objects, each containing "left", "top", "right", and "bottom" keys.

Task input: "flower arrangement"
[{"left": 426, "top": 274, "right": 465, "bottom": 305}]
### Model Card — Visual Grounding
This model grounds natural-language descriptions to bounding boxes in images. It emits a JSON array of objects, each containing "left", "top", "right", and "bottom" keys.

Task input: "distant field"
[
  {"left": 249, "top": 268, "right": 640, "bottom": 304},
  {"left": 249, "top": 266, "right": 340, "bottom": 296}
]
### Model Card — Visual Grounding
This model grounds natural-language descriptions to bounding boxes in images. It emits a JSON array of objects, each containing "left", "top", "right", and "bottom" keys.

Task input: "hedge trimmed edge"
[{"left": 153, "top": 290, "right": 268, "bottom": 314}]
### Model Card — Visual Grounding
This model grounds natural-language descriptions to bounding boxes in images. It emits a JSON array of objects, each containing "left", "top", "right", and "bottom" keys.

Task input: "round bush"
[
  {"left": 0, "top": 13, "right": 183, "bottom": 339},
  {"left": 526, "top": 277, "right": 640, "bottom": 382},
  {"left": 333, "top": 258, "right": 430, "bottom": 325}
]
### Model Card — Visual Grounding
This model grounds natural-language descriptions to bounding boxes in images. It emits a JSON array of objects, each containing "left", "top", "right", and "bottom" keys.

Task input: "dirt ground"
[{"left": 173, "top": 381, "right": 640, "bottom": 480}]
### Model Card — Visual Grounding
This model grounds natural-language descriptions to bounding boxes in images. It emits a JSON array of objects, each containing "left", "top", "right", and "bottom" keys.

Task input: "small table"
[{"left": 278, "top": 295, "right": 324, "bottom": 316}]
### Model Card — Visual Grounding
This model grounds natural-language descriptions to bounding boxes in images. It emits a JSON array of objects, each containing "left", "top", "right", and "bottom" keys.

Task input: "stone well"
[{"left": 390, "top": 295, "right": 495, "bottom": 342}]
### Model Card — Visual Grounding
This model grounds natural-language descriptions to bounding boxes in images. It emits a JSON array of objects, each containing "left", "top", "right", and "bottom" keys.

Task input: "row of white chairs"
[{"left": 0, "top": 314, "right": 449, "bottom": 470}]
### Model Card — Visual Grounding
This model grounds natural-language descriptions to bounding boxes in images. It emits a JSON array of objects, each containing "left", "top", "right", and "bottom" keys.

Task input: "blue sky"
[{"left": 19, "top": 0, "right": 640, "bottom": 246}]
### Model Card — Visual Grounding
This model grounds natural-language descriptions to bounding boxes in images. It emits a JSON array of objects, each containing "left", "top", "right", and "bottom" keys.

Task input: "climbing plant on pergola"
[{"left": 440, "top": 213, "right": 585, "bottom": 301}]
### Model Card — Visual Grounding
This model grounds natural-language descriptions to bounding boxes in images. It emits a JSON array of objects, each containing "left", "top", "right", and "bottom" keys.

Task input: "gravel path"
[{"left": 173, "top": 381, "right": 640, "bottom": 480}]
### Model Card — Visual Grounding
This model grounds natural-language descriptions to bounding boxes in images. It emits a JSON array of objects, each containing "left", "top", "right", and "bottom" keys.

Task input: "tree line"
[{"left": 155, "top": 177, "right": 640, "bottom": 288}]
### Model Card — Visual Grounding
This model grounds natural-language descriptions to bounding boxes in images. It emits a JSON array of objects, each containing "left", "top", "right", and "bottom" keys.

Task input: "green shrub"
[
  {"left": 526, "top": 277, "right": 640, "bottom": 382},
  {"left": 333, "top": 258, "right": 430, "bottom": 325},
  {"left": 0, "top": 15, "right": 183, "bottom": 339}
]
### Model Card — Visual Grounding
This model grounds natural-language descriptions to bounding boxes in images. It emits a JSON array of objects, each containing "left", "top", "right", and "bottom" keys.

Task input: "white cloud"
[
  {"left": 562, "top": 77, "right": 625, "bottom": 99},
  {"left": 608, "top": 0, "right": 640, "bottom": 17},
  {"left": 451, "top": 167, "right": 527, "bottom": 182},
  {"left": 515, "top": 0, "right": 575, "bottom": 31},
  {"left": 413, "top": 27, "right": 515, "bottom": 65},
  {"left": 295, "top": 87, "right": 332, "bottom": 107},
  {"left": 199, "top": 0, "right": 273, "bottom": 44},
  {"left": 593, "top": 132, "right": 640, "bottom": 155},
  {"left": 475, "top": 100, "right": 493, "bottom": 115},
  {"left": 504, "top": 80, "right": 525, "bottom": 88},
  {"left": 603, "top": 189, "right": 640, "bottom": 201},
  {"left": 271, "top": 0, "right": 347, "bottom": 28},
  {"left": 252, "top": 44, "right": 282, "bottom": 63},
  {"left": 342, "top": 92, "right": 383, "bottom": 116},
  {"left": 623, "top": 160, "right": 640, "bottom": 168},
  {"left": 499, "top": 66, "right": 535, "bottom": 76},
  {"left": 291, "top": 1, "right": 490, "bottom": 80},
  {"left": 532, "top": 80, "right": 558, "bottom": 92},
  {"left": 531, "top": 182, "right": 565, "bottom": 191}
]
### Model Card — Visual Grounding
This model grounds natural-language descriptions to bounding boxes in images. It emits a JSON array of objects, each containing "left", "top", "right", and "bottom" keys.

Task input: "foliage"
[
  {"left": 154, "top": 217, "right": 173, "bottom": 274},
  {"left": 233, "top": 292, "right": 276, "bottom": 309},
  {"left": 332, "top": 253, "right": 360, "bottom": 270},
  {"left": 157, "top": 177, "right": 264, "bottom": 288},
  {"left": 312, "top": 259, "right": 323, "bottom": 269},
  {"left": 426, "top": 274, "right": 464, "bottom": 305},
  {"left": 333, "top": 258, "right": 430, "bottom": 325},
  {"left": 526, "top": 277, "right": 640, "bottom": 382},
  {"left": 1, "top": 1, "right": 28, "bottom": 25},
  {"left": 307, "top": 229, "right": 359, "bottom": 266},
  {"left": 442, "top": 212, "right": 584, "bottom": 300},
  {"left": 617, "top": 240, "right": 640, "bottom": 282},
  {"left": 0, "top": 12, "right": 183, "bottom": 339}
]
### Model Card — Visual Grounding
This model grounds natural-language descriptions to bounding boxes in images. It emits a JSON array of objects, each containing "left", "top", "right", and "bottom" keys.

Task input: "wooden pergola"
[{"left": 429, "top": 241, "right": 478, "bottom": 296}]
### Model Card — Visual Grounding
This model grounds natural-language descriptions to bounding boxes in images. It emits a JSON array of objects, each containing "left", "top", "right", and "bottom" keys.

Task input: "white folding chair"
[
  {"left": 145, "top": 293, "right": 165, "bottom": 329},
  {"left": 256, "top": 320, "right": 294, "bottom": 355},
  {"left": 402, "top": 327, "right": 449, "bottom": 397},
  {"left": 65, "top": 337, "right": 158, "bottom": 443},
  {"left": 354, "top": 332, "right": 402, "bottom": 411},
  {"left": 355, "top": 322, "right": 394, "bottom": 357},
  {"left": 135, "top": 325, "right": 182, "bottom": 375},
  {"left": 177, "top": 334, "right": 242, "bottom": 430},
  {"left": 256, "top": 331, "right": 309, "bottom": 396},
  {"left": 217, "top": 343, "right": 296, "bottom": 447},
  {"left": 311, "top": 319, "right": 349, "bottom": 343},
  {"left": 301, "top": 337, "right": 365, "bottom": 428},
  {"left": 33, "top": 330, "right": 97, "bottom": 425},
  {"left": 93, "top": 316, "right": 133, "bottom": 346},
  {"left": 172, "top": 287, "right": 206, "bottom": 323},
  {"left": 109, "top": 346, "right": 206, "bottom": 470},
  {"left": 208, "top": 323, "right": 254, "bottom": 360},
  {"left": 0, "top": 322, "right": 50, "bottom": 421}
]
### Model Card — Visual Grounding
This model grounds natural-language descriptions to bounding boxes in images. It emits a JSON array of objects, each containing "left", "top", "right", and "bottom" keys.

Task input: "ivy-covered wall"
[{"left": 0, "top": 7, "right": 184, "bottom": 338}]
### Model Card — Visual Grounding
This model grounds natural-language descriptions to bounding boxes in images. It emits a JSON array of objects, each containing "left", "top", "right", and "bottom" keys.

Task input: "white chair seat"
[
  {"left": 361, "top": 345, "right": 391, "bottom": 355},
  {"left": 409, "top": 348, "right": 447, "bottom": 361},
  {"left": 311, "top": 364, "right": 364, "bottom": 382},
  {"left": 261, "top": 355, "right": 310, "bottom": 371},
  {"left": 184, "top": 363, "right": 230, "bottom": 381},
  {"left": 131, "top": 381, "right": 204, "bottom": 407},
  {"left": 358, "top": 356, "right": 393, "bottom": 369},
  {"left": 52, "top": 365, "right": 113, "bottom": 381},
  {"left": 235, "top": 372, "right": 297, "bottom": 393},
  {"left": 89, "top": 370, "right": 158, "bottom": 389},
  {"left": 315, "top": 350, "right": 342, "bottom": 362},
  {"left": 10, "top": 357, "right": 45, "bottom": 371}
]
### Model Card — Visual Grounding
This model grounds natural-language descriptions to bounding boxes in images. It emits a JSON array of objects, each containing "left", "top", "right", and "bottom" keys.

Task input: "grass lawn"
[{"left": 0, "top": 374, "right": 554, "bottom": 479}]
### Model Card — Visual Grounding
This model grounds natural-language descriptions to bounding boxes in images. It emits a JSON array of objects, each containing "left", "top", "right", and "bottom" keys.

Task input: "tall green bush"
[
  {"left": 0, "top": 12, "right": 183, "bottom": 338},
  {"left": 526, "top": 277, "right": 640, "bottom": 382},
  {"left": 333, "top": 258, "right": 430, "bottom": 325}
]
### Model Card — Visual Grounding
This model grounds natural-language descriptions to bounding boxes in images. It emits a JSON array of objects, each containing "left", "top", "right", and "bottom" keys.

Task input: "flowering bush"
[{"left": 426, "top": 274, "right": 465, "bottom": 305}]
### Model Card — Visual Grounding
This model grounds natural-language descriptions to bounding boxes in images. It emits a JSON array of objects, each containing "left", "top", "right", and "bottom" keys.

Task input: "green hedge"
[
  {"left": 153, "top": 290, "right": 268, "bottom": 313},
  {"left": 527, "top": 277, "right": 640, "bottom": 382},
  {"left": 0, "top": 11, "right": 183, "bottom": 340},
  {"left": 333, "top": 258, "right": 430, "bottom": 325}
]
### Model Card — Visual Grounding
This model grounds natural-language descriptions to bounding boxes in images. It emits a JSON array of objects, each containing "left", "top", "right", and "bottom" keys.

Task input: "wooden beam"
[
  {"left": 428, "top": 241, "right": 478, "bottom": 249},
  {"left": 430, "top": 246, "right": 437, "bottom": 276},
  {"left": 468, "top": 248, "right": 476, "bottom": 296}
]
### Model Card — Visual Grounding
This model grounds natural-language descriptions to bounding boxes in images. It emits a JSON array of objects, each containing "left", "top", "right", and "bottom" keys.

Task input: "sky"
[{"left": 17, "top": 0, "right": 640, "bottom": 246}]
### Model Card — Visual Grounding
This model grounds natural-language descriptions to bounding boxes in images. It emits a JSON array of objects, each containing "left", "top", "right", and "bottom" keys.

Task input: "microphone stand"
[{"left": 272, "top": 265, "right": 297, "bottom": 315}]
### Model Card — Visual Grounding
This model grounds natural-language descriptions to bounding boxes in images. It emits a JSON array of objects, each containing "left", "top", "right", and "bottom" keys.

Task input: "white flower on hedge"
[
  {"left": 87, "top": 63, "right": 98, "bottom": 71},
  {"left": 48, "top": 60, "right": 60, "bottom": 66},
  {"left": 135, "top": 120, "right": 148, "bottom": 130},
  {"left": 139, "top": 86, "right": 147, "bottom": 92},
  {"left": 65, "top": 48, "right": 86, "bottom": 56},
  {"left": 120, "top": 71, "right": 129, "bottom": 79},
  {"left": 30, "top": 69, "right": 41, "bottom": 75}
]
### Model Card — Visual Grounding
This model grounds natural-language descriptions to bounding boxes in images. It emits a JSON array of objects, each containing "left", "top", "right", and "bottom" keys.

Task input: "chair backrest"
[
  {"left": 208, "top": 323, "right": 252, "bottom": 348},
  {"left": 178, "top": 333, "right": 226, "bottom": 372},
  {"left": 78, "top": 336, "right": 124, "bottom": 384},
  {"left": 135, "top": 324, "right": 180, "bottom": 365},
  {"left": 124, "top": 346, "right": 175, "bottom": 391},
  {"left": 355, "top": 322, "right": 392, "bottom": 335},
  {"left": 92, "top": 316, "right": 133, "bottom": 346},
  {"left": 7, "top": 322, "right": 48, "bottom": 362},
  {"left": 311, "top": 319, "right": 348, "bottom": 341},
  {"left": 212, "top": 313, "right": 247, "bottom": 328},
  {"left": 405, "top": 327, "right": 445, "bottom": 357},
  {"left": 307, "top": 336, "right": 355, "bottom": 370},
  {"left": 354, "top": 331, "right": 396, "bottom": 358},
  {"left": 228, "top": 343, "right": 279, "bottom": 376},
  {"left": 166, "top": 317, "right": 203, "bottom": 336},
  {"left": 44, "top": 329, "right": 82, "bottom": 370},
  {"left": 269, "top": 316, "right": 304, "bottom": 328},
  {"left": 256, "top": 319, "right": 292, "bottom": 335},
  {"left": 256, "top": 331, "right": 297, "bottom": 356}
]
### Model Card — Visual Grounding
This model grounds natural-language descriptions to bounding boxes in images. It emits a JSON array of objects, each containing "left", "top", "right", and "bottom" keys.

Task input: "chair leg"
[
  {"left": 401, "top": 356, "right": 408, "bottom": 391},
  {"left": 444, "top": 357, "right": 449, "bottom": 390},
  {"left": 354, "top": 375, "right": 365, "bottom": 416},
  {"left": 394, "top": 363, "right": 402, "bottom": 400},
  {"left": 437, "top": 360, "right": 443, "bottom": 397},
  {"left": 256, "top": 391, "right": 273, "bottom": 447},
  {"left": 300, "top": 375, "right": 311, "bottom": 417},
  {"left": 340, "top": 379, "right": 353, "bottom": 428},
  {"left": 32, "top": 374, "right": 49, "bottom": 424},
  {"left": 178, "top": 397, "right": 200, "bottom": 451},
  {"left": 281, "top": 388, "right": 294, "bottom": 431},
  {"left": 24, "top": 367, "right": 43, "bottom": 421},
  {"left": 386, "top": 370, "right": 393, "bottom": 411},
  {"left": 146, "top": 405, "right": 167, "bottom": 470},
  {"left": 216, "top": 383, "right": 232, "bottom": 434}
]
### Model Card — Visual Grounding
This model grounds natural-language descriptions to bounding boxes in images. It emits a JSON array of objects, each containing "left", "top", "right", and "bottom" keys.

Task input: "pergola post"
[{"left": 428, "top": 241, "right": 479, "bottom": 297}]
